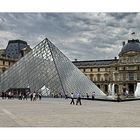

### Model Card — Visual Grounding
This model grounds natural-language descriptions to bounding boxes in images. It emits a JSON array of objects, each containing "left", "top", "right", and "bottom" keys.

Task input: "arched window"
[
  {"left": 104, "top": 73, "right": 109, "bottom": 81},
  {"left": 97, "top": 74, "right": 100, "bottom": 81},
  {"left": 90, "top": 74, "right": 93, "bottom": 81}
]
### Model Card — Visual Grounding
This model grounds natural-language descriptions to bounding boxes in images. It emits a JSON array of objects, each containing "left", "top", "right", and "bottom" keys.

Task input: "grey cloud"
[
  {"left": 0, "top": 13, "right": 140, "bottom": 60},
  {"left": 108, "top": 13, "right": 137, "bottom": 20}
]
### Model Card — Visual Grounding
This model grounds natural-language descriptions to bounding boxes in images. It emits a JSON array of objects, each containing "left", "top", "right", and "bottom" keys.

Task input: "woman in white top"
[{"left": 33, "top": 92, "right": 36, "bottom": 101}]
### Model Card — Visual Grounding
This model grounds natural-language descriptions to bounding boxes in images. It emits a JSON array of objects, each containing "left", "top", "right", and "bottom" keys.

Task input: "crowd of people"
[
  {"left": 0, "top": 91, "right": 42, "bottom": 101},
  {"left": 0, "top": 90, "right": 96, "bottom": 105}
]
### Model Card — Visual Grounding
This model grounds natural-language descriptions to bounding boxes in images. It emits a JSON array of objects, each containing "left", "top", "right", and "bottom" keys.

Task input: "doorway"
[
  {"left": 128, "top": 83, "right": 134, "bottom": 95},
  {"left": 114, "top": 84, "right": 119, "bottom": 94}
]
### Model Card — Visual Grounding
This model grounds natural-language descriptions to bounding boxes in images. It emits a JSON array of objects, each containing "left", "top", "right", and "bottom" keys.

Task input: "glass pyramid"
[{"left": 0, "top": 38, "right": 106, "bottom": 98}]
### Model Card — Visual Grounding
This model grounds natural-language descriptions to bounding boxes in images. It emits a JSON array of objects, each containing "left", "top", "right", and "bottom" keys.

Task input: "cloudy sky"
[{"left": 0, "top": 13, "right": 139, "bottom": 61}]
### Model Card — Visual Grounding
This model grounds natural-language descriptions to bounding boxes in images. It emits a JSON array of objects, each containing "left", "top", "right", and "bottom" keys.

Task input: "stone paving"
[{"left": 0, "top": 98, "right": 140, "bottom": 127}]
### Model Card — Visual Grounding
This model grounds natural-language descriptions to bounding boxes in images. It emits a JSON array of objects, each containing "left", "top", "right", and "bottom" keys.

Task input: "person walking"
[
  {"left": 19, "top": 92, "right": 22, "bottom": 100},
  {"left": 65, "top": 93, "right": 68, "bottom": 99},
  {"left": 70, "top": 93, "right": 75, "bottom": 105},
  {"left": 33, "top": 91, "right": 36, "bottom": 101},
  {"left": 30, "top": 92, "right": 33, "bottom": 101},
  {"left": 1, "top": 91, "right": 5, "bottom": 99},
  {"left": 92, "top": 92, "right": 95, "bottom": 100},
  {"left": 86, "top": 93, "right": 89, "bottom": 99},
  {"left": 76, "top": 93, "right": 82, "bottom": 105},
  {"left": 125, "top": 90, "right": 129, "bottom": 98},
  {"left": 38, "top": 93, "right": 42, "bottom": 100},
  {"left": 23, "top": 92, "right": 28, "bottom": 100}
]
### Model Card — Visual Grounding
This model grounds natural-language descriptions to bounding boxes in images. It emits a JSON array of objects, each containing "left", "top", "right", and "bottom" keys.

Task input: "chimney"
[
  {"left": 114, "top": 56, "right": 117, "bottom": 60},
  {"left": 122, "top": 41, "right": 125, "bottom": 46},
  {"left": 74, "top": 59, "right": 77, "bottom": 61}
]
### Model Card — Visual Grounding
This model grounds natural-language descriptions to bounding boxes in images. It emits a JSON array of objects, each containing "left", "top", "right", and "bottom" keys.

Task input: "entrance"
[
  {"left": 128, "top": 84, "right": 134, "bottom": 95},
  {"left": 114, "top": 84, "right": 119, "bottom": 94}
]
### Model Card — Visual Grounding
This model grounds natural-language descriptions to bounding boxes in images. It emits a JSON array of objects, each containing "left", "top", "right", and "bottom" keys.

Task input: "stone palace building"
[
  {"left": 0, "top": 40, "right": 31, "bottom": 74},
  {"left": 73, "top": 38, "right": 140, "bottom": 96}
]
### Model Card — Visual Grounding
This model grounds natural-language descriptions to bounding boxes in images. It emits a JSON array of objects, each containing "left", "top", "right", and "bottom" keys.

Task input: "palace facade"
[
  {"left": 0, "top": 40, "right": 31, "bottom": 74},
  {"left": 73, "top": 39, "right": 140, "bottom": 95}
]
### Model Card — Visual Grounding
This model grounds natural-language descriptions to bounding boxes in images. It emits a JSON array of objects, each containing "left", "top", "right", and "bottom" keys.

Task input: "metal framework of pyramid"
[{"left": 0, "top": 38, "right": 106, "bottom": 98}]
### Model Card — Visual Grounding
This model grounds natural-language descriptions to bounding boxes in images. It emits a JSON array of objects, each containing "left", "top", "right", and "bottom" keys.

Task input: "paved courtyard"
[{"left": 0, "top": 98, "right": 140, "bottom": 127}]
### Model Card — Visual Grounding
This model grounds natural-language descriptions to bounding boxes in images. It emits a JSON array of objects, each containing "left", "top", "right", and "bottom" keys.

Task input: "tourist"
[
  {"left": 33, "top": 91, "right": 36, "bottom": 101},
  {"left": 76, "top": 93, "right": 82, "bottom": 105},
  {"left": 8, "top": 91, "right": 11, "bottom": 99},
  {"left": 70, "top": 93, "right": 75, "bottom": 105},
  {"left": 38, "top": 92, "right": 42, "bottom": 100},
  {"left": 86, "top": 93, "right": 89, "bottom": 98},
  {"left": 59, "top": 92, "right": 63, "bottom": 98},
  {"left": 19, "top": 92, "right": 22, "bottom": 100},
  {"left": 30, "top": 92, "right": 33, "bottom": 101},
  {"left": 92, "top": 92, "right": 95, "bottom": 100},
  {"left": 11, "top": 92, "right": 14, "bottom": 99},
  {"left": 125, "top": 90, "right": 129, "bottom": 97},
  {"left": 117, "top": 93, "right": 121, "bottom": 102},
  {"left": 1, "top": 91, "right": 5, "bottom": 99},
  {"left": 5, "top": 92, "right": 8, "bottom": 99},
  {"left": 23, "top": 92, "right": 28, "bottom": 100},
  {"left": 65, "top": 93, "right": 68, "bottom": 99}
]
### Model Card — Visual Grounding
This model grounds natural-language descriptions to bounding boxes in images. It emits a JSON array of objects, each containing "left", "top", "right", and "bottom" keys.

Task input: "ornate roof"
[{"left": 119, "top": 39, "right": 140, "bottom": 56}]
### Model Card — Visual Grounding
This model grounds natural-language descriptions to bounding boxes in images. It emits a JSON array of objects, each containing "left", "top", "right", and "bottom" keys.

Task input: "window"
[
  {"left": 137, "top": 73, "right": 140, "bottom": 80},
  {"left": 114, "top": 73, "right": 118, "bottom": 81},
  {"left": 0, "top": 60, "right": 3, "bottom": 65},
  {"left": 136, "top": 56, "right": 140, "bottom": 62},
  {"left": 3, "top": 61, "right": 5, "bottom": 65},
  {"left": 90, "top": 68, "right": 92, "bottom": 72},
  {"left": 123, "top": 73, "right": 126, "bottom": 81},
  {"left": 128, "top": 73, "right": 134, "bottom": 80},
  {"left": 2, "top": 67, "right": 6, "bottom": 72},
  {"left": 105, "top": 68, "right": 108, "bottom": 71},
  {"left": 85, "top": 69, "right": 91, "bottom": 72},
  {"left": 126, "top": 66, "right": 136, "bottom": 70},
  {"left": 5, "top": 61, "right": 8, "bottom": 66},
  {"left": 80, "top": 69, "right": 84, "bottom": 72},
  {"left": 97, "top": 74, "right": 100, "bottom": 81},
  {"left": 105, "top": 85, "right": 108, "bottom": 92},
  {"left": 90, "top": 74, "right": 93, "bottom": 81},
  {"left": 119, "top": 67, "right": 124, "bottom": 70},
  {"left": 104, "top": 74, "right": 108, "bottom": 81},
  {"left": 92, "top": 68, "right": 98, "bottom": 72},
  {"left": 101, "top": 77, "right": 104, "bottom": 81},
  {"left": 100, "top": 68, "right": 105, "bottom": 71}
]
